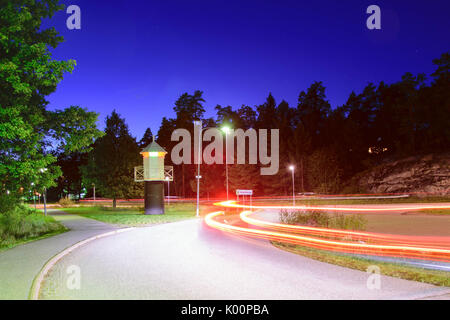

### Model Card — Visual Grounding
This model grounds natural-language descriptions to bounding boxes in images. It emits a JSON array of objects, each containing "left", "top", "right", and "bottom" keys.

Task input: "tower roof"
[{"left": 141, "top": 141, "right": 167, "bottom": 154}]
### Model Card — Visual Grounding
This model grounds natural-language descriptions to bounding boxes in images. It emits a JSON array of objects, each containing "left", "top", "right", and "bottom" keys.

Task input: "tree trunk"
[{"left": 113, "top": 198, "right": 117, "bottom": 209}]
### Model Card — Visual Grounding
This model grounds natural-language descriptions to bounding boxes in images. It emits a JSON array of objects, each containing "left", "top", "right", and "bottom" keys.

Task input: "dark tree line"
[
  {"left": 53, "top": 53, "right": 449, "bottom": 200},
  {"left": 155, "top": 53, "right": 449, "bottom": 197}
]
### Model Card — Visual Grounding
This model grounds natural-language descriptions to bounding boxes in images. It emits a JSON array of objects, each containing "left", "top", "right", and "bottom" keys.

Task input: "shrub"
[
  {"left": 0, "top": 205, "right": 65, "bottom": 248},
  {"left": 279, "top": 209, "right": 367, "bottom": 230},
  {"left": 0, "top": 194, "right": 19, "bottom": 213},
  {"left": 58, "top": 197, "right": 75, "bottom": 207},
  {"left": 329, "top": 213, "right": 367, "bottom": 230}
]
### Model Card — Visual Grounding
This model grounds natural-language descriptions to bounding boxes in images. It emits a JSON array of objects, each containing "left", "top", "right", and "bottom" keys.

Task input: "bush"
[
  {"left": 0, "top": 205, "right": 65, "bottom": 248},
  {"left": 58, "top": 197, "right": 75, "bottom": 207},
  {"left": 279, "top": 209, "right": 367, "bottom": 230},
  {"left": 0, "top": 194, "right": 19, "bottom": 213}
]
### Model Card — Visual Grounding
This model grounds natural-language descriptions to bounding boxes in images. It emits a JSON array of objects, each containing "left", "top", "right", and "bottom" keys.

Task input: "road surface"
[{"left": 39, "top": 217, "right": 450, "bottom": 300}]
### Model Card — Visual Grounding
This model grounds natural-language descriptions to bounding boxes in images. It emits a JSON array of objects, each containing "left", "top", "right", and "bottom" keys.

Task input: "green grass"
[
  {"left": 0, "top": 228, "right": 67, "bottom": 253},
  {"left": 419, "top": 208, "right": 450, "bottom": 215},
  {"left": 61, "top": 202, "right": 210, "bottom": 226},
  {"left": 273, "top": 241, "right": 450, "bottom": 287},
  {"left": 0, "top": 206, "right": 67, "bottom": 251}
]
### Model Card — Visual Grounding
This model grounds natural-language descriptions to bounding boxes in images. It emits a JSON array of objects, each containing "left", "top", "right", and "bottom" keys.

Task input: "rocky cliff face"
[{"left": 352, "top": 153, "right": 450, "bottom": 195}]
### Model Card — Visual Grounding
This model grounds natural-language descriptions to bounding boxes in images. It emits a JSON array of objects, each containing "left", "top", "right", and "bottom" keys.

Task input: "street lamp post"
[
  {"left": 194, "top": 120, "right": 202, "bottom": 217},
  {"left": 289, "top": 165, "right": 295, "bottom": 206},
  {"left": 221, "top": 126, "right": 231, "bottom": 200},
  {"left": 40, "top": 168, "right": 48, "bottom": 216},
  {"left": 165, "top": 176, "right": 170, "bottom": 205},
  {"left": 31, "top": 182, "right": 36, "bottom": 209},
  {"left": 194, "top": 123, "right": 231, "bottom": 215},
  {"left": 225, "top": 133, "right": 229, "bottom": 200},
  {"left": 43, "top": 187, "right": 47, "bottom": 216}
]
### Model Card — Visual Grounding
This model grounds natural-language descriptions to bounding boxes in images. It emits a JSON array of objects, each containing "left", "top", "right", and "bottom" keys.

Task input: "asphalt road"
[{"left": 39, "top": 217, "right": 450, "bottom": 300}]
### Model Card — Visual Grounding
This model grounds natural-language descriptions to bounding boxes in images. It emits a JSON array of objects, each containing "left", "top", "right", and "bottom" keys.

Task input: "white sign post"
[{"left": 236, "top": 189, "right": 253, "bottom": 211}]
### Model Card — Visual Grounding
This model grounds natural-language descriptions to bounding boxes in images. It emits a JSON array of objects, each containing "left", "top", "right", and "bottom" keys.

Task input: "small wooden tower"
[{"left": 134, "top": 140, "right": 172, "bottom": 215}]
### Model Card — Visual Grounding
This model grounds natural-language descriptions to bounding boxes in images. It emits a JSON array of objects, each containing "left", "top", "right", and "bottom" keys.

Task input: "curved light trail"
[
  {"left": 206, "top": 200, "right": 450, "bottom": 263},
  {"left": 240, "top": 211, "right": 450, "bottom": 248},
  {"left": 214, "top": 200, "right": 450, "bottom": 212}
]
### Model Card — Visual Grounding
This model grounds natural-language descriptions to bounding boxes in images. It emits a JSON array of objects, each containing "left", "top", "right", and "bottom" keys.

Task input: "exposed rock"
[{"left": 352, "top": 153, "right": 450, "bottom": 195}]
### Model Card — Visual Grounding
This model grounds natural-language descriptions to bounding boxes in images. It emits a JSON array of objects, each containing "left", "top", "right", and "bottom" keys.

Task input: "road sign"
[{"left": 236, "top": 189, "right": 253, "bottom": 196}]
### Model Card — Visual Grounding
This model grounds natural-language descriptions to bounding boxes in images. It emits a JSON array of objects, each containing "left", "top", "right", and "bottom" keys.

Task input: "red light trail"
[
  {"left": 205, "top": 200, "right": 450, "bottom": 263},
  {"left": 214, "top": 200, "right": 450, "bottom": 212}
]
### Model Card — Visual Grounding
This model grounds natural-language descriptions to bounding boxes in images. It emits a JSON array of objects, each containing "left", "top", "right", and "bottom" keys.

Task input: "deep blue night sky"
[{"left": 43, "top": 0, "right": 450, "bottom": 139}]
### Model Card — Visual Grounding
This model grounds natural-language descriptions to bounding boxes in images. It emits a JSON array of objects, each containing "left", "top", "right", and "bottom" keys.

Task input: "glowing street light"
[
  {"left": 221, "top": 126, "right": 231, "bottom": 200},
  {"left": 289, "top": 165, "right": 295, "bottom": 206},
  {"left": 221, "top": 126, "right": 231, "bottom": 134}
]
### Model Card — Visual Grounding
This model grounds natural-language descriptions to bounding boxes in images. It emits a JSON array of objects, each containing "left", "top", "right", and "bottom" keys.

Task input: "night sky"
[{"left": 43, "top": 0, "right": 450, "bottom": 139}]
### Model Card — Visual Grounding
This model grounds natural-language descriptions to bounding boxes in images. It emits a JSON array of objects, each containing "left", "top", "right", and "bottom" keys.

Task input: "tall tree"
[
  {"left": 172, "top": 91, "right": 206, "bottom": 197},
  {"left": 421, "top": 53, "right": 450, "bottom": 151},
  {"left": 256, "top": 93, "right": 278, "bottom": 129},
  {"left": 297, "top": 82, "right": 331, "bottom": 150},
  {"left": 81, "top": 111, "right": 141, "bottom": 208},
  {"left": 173, "top": 90, "right": 206, "bottom": 122},
  {"left": 54, "top": 152, "right": 87, "bottom": 200},
  {"left": 0, "top": 1, "right": 102, "bottom": 207},
  {"left": 215, "top": 105, "right": 236, "bottom": 128},
  {"left": 236, "top": 105, "right": 257, "bottom": 129},
  {"left": 139, "top": 128, "right": 153, "bottom": 148}
]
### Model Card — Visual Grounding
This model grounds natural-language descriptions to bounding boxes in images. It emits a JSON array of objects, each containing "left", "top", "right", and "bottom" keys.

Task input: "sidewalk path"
[{"left": 0, "top": 209, "right": 116, "bottom": 300}]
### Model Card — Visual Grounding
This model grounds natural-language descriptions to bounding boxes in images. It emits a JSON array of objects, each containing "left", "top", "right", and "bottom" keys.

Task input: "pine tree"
[
  {"left": 139, "top": 128, "right": 153, "bottom": 148},
  {"left": 297, "top": 82, "right": 331, "bottom": 150},
  {"left": 81, "top": 111, "right": 141, "bottom": 208}
]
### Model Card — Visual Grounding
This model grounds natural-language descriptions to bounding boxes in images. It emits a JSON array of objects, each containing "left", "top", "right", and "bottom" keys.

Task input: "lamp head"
[{"left": 221, "top": 126, "right": 231, "bottom": 134}]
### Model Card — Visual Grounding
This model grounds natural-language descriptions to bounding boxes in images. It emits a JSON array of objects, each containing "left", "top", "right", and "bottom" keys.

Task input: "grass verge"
[
  {"left": 0, "top": 228, "right": 67, "bottom": 253},
  {"left": 419, "top": 208, "right": 450, "bottom": 215},
  {"left": 0, "top": 206, "right": 67, "bottom": 252},
  {"left": 61, "top": 202, "right": 210, "bottom": 226},
  {"left": 273, "top": 241, "right": 450, "bottom": 287}
]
